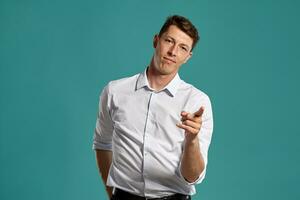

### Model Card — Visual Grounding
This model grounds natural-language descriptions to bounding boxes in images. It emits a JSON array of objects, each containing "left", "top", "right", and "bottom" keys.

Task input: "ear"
[
  {"left": 153, "top": 34, "right": 159, "bottom": 48},
  {"left": 183, "top": 52, "right": 193, "bottom": 64}
]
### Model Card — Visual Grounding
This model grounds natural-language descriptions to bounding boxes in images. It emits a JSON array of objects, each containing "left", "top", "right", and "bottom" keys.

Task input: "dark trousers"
[{"left": 111, "top": 188, "right": 191, "bottom": 200}]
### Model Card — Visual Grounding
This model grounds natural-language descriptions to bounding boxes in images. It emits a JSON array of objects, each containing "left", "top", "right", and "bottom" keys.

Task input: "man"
[{"left": 93, "top": 15, "right": 214, "bottom": 200}]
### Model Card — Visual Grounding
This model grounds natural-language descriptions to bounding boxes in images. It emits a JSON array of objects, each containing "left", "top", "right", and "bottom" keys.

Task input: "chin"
[{"left": 158, "top": 66, "right": 177, "bottom": 75}]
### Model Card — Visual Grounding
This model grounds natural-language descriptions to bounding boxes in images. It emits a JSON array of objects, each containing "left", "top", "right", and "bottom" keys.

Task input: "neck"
[{"left": 147, "top": 59, "right": 177, "bottom": 91}]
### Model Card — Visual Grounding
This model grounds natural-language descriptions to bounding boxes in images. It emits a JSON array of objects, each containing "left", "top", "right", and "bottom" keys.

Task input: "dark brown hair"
[{"left": 158, "top": 15, "right": 199, "bottom": 51}]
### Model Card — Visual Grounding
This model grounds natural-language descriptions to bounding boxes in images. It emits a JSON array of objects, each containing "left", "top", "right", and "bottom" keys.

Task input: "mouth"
[{"left": 163, "top": 57, "right": 176, "bottom": 63}]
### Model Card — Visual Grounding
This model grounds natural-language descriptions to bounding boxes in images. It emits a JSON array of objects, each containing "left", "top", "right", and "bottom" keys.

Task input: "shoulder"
[
  {"left": 179, "top": 80, "right": 211, "bottom": 103},
  {"left": 105, "top": 73, "right": 140, "bottom": 94},
  {"left": 178, "top": 80, "right": 213, "bottom": 119}
]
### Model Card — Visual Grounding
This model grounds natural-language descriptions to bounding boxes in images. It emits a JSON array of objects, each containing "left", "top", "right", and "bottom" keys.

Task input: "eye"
[
  {"left": 165, "top": 38, "right": 172, "bottom": 43},
  {"left": 181, "top": 46, "right": 188, "bottom": 52}
]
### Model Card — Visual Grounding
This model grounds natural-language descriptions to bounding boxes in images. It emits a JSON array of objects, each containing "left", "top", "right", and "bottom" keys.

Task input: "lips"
[{"left": 163, "top": 57, "right": 176, "bottom": 63}]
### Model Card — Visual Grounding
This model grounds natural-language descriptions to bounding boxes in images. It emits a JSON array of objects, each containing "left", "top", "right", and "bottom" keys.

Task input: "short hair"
[{"left": 158, "top": 15, "right": 199, "bottom": 51}]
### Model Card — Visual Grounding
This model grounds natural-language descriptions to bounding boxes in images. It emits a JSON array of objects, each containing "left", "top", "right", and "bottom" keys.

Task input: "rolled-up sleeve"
[{"left": 93, "top": 84, "right": 114, "bottom": 151}]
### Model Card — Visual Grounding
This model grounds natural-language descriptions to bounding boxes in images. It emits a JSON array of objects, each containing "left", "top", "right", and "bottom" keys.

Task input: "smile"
[{"left": 163, "top": 57, "right": 176, "bottom": 63}]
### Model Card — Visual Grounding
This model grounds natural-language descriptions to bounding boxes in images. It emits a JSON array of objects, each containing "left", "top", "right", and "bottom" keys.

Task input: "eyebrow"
[{"left": 165, "top": 35, "right": 191, "bottom": 50}]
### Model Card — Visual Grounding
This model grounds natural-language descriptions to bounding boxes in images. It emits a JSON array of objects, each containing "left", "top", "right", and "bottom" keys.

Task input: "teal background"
[{"left": 1, "top": 0, "right": 299, "bottom": 199}]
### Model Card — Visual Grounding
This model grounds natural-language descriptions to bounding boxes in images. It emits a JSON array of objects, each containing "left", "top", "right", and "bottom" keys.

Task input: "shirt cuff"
[
  {"left": 177, "top": 162, "right": 207, "bottom": 185},
  {"left": 92, "top": 141, "right": 112, "bottom": 151}
]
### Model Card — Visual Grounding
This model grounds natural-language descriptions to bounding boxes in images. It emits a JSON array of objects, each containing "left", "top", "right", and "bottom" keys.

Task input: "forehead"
[{"left": 162, "top": 25, "right": 193, "bottom": 47}]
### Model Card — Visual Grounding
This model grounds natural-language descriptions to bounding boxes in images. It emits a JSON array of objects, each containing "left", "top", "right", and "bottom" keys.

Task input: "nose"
[{"left": 167, "top": 44, "right": 177, "bottom": 57}]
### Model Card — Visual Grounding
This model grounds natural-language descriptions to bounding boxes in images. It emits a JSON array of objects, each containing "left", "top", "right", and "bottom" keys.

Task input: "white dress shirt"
[{"left": 93, "top": 68, "right": 213, "bottom": 198}]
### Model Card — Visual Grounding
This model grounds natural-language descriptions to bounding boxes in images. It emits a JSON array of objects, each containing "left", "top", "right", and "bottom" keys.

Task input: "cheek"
[
  {"left": 154, "top": 45, "right": 162, "bottom": 56},
  {"left": 154, "top": 49, "right": 162, "bottom": 64},
  {"left": 181, "top": 55, "right": 190, "bottom": 63},
  {"left": 158, "top": 44, "right": 169, "bottom": 55}
]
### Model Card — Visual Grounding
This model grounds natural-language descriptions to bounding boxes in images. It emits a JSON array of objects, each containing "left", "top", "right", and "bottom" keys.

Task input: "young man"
[{"left": 93, "top": 15, "right": 214, "bottom": 200}]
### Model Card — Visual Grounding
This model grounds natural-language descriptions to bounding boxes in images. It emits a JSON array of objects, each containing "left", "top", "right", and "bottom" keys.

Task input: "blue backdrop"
[{"left": 1, "top": 0, "right": 299, "bottom": 199}]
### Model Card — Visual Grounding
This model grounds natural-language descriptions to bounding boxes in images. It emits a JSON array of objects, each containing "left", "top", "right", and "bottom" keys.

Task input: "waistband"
[{"left": 112, "top": 188, "right": 191, "bottom": 200}]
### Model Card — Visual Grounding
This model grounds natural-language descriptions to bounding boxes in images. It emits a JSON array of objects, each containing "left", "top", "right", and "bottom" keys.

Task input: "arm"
[
  {"left": 95, "top": 149, "right": 113, "bottom": 199},
  {"left": 180, "top": 134, "right": 205, "bottom": 182},
  {"left": 93, "top": 85, "right": 114, "bottom": 199},
  {"left": 177, "top": 107, "right": 205, "bottom": 182}
]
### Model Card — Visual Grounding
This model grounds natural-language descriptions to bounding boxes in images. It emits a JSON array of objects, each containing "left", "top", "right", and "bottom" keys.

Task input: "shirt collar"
[{"left": 136, "top": 68, "right": 181, "bottom": 97}]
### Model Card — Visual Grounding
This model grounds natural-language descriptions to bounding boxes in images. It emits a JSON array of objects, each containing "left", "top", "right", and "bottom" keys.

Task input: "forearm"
[
  {"left": 180, "top": 136, "right": 205, "bottom": 183},
  {"left": 95, "top": 149, "right": 113, "bottom": 199}
]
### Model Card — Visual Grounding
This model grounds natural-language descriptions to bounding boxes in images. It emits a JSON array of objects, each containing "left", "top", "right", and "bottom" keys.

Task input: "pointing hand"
[{"left": 176, "top": 106, "right": 204, "bottom": 138}]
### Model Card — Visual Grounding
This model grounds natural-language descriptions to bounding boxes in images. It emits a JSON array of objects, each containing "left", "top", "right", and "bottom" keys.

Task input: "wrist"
[{"left": 185, "top": 134, "right": 199, "bottom": 145}]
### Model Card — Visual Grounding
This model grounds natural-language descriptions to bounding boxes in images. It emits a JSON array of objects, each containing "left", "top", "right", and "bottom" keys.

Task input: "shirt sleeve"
[
  {"left": 93, "top": 84, "right": 114, "bottom": 151},
  {"left": 178, "top": 94, "right": 214, "bottom": 185}
]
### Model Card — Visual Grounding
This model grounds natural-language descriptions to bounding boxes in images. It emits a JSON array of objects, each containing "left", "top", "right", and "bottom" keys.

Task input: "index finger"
[{"left": 194, "top": 106, "right": 204, "bottom": 117}]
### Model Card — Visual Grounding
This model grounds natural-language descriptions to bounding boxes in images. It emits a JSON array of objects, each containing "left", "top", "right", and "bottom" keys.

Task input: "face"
[{"left": 152, "top": 25, "right": 193, "bottom": 76}]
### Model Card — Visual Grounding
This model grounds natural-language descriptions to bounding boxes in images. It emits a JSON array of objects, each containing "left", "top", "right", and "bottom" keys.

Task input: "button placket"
[{"left": 142, "top": 92, "right": 154, "bottom": 195}]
